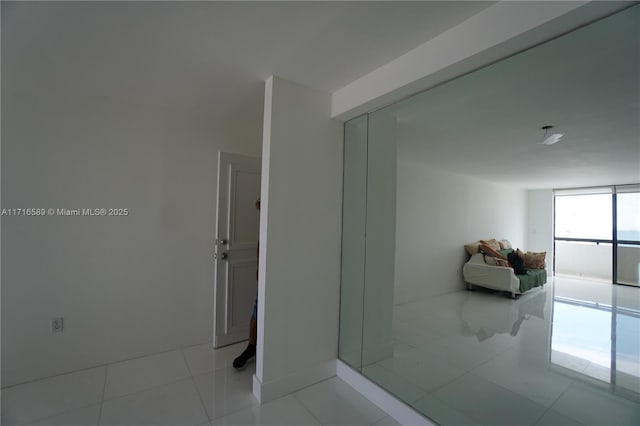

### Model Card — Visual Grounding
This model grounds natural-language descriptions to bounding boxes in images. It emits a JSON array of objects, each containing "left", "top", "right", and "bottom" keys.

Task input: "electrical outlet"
[{"left": 51, "top": 317, "right": 64, "bottom": 333}]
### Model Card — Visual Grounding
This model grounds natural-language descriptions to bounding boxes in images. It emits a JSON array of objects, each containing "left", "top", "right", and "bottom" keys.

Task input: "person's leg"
[
  {"left": 249, "top": 319, "right": 257, "bottom": 345},
  {"left": 233, "top": 294, "right": 258, "bottom": 369}
]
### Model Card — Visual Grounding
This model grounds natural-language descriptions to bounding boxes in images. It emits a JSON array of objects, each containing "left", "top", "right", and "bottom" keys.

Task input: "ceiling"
[
  {"left": 3, "top": 1, "right": 636, "bottom": 190},
  {"left": 392, "top": 4, "right": 640, "bottom": 190},
  {"left": 1, "top": 1, "right": 494, "bottom": 124}
]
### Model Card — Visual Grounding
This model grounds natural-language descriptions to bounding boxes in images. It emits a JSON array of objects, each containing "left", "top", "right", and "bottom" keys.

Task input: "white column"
[{"left": 254, "top": 76, "right": 343, "bottom": 403}]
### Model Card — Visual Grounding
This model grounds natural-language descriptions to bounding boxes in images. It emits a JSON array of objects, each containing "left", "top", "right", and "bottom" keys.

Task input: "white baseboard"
[
  {"left": 336, "top": 360, "right": 434, "bottom": 426},
  {"left": 252, "top": 359, "right": 336, "bottom": 403}
]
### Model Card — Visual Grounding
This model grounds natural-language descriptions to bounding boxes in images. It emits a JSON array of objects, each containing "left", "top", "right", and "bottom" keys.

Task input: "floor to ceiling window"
[
  {"left": 554, "top": 185, "right": 640, "bottom": 286},
  {"left": 616, "top": 187, "right": 640, "bottom": 286}
]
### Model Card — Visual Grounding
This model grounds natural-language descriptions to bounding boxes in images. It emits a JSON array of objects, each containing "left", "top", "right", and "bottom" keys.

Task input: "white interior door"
[{"left": 214, "top": 152, "right": 261, "bottom": 348}]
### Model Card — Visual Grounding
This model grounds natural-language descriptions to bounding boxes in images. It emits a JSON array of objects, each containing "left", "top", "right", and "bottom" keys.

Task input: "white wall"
[
  {"left": 1, "top": 90, "right": 262, "bottom": 386},
  {"left": 394, "top": 157, "right": 527, "bottom": 304},
  {"left": 526, "top": 189, "right": 554, "bottom": 266},
  {"left": 255, "top": 77, "right": 343, "bottom": 402}
]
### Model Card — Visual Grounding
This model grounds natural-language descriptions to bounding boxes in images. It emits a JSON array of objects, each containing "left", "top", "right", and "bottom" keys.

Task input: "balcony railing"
[{"left": 554, "top": 240, "right": 640, "bottom": 286}]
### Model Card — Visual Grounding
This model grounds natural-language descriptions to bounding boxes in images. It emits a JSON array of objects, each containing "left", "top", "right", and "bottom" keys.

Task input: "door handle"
[
  {"left": 217, "top": 238, "right": 228, "bottom": 245},
  {"left": 220, "top": 252, "right": 228, "bottom": 260}
]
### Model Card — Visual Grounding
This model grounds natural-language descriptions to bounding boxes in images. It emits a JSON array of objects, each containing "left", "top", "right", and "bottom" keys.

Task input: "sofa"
[{"left": 462, "top": 239, "right": 547, "bottom": 298}]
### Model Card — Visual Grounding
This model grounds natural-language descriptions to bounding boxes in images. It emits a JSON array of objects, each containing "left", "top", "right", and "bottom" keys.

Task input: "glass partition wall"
[
  {"left": 339, "top": 5, "right": 640, "bottom": 425},
  {"left": 339, "top": 115, "right": 368, "bottom": 369},
  {"left": 339, "top": 109, "right": 398, "bottom": 371}
]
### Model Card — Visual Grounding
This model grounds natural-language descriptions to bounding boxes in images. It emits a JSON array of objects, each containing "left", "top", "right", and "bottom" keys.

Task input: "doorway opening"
[{"left": 213, "top": 152, "right": 261, "bottom": 348}]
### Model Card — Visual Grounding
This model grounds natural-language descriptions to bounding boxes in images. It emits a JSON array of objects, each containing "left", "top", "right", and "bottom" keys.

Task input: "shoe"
[{"left": 233, "top": 343, "right": 256, "bottom": 370}]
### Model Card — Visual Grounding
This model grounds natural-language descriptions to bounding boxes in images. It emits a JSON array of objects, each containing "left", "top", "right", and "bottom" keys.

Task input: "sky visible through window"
[
  {"left": 617, "top": 193, "right": 640, "bottom": 241},
  {"left": 555, "top": 193, "right": 640, "bottom": 241}
]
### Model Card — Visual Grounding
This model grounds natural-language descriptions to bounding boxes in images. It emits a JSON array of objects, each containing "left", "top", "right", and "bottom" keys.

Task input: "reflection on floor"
[
  {"left": 1, "top": 342, "right": 397, "bottom": 426},
  {"left": 363, "top": 276, "right": 640, "bottom": 426}
]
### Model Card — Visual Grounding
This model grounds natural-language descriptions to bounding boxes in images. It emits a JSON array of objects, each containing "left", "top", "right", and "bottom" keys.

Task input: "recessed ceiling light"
[{"left": 538, "top": 125, "right": 563, "bottom": 145}]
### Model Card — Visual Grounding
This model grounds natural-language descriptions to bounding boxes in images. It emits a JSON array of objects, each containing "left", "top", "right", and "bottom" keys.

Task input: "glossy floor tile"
[
  {"left": 25, "top": 404, "right": 101, "bottom": 426},
  {"left": 392, "top": 321, "right": 443, "bottom": 347},
  {"left": 363, "top": 277, "right": 640, "bottom": 426},
  {"left": 103, "top": 349, "right": 191, "bottom": 400},
  {"left": 371, "top": 416, "right": 402, "bottom": 426},
  {"left": 192, "top": 364, "right": 258, "bottom": 420},
  {"left": 361, "top": 364, "right": 426, "bottom": 403},
  {"left": 377, "top": 347, "right": 466, "bottom": 392},
  {"left": 550, "top": 382, "right": 640, "bottom": 426},
  {"left": 415, "top": 333, "right": 510, "bottom": 371},
  {"left": 294, "top": 377, "right": 388, "bottom": 425},
  {"left": 433, "top": 373, "right": 548, "bottom": 426},
  {"left": 212, "top": 395, "right": 320, "bottom": 426},
  {"left": 100, "top": 378, "right": 208, "bottom": 426},
  {"left": 183, "top": 342, "right": 246, "bottom": 377},
  {"left": 410, "top": 395, "right": 480, "bottom": 426},
  {"left": 391, "top": 340, "right": 414, "bottom": 356},
  {"left": 5, "top": 276, "right": 638, "bottom": 426},
  {"left": 472, "top": 346, "right": 574, "bottom": 407},
  {"left": 3, "top": 342, "right": 399, "bottom": 426},
  {"left": 1, "top": 366, "right": 106, "bottom": 426},
  {"left": 534, "top": 409, "right": 585, "bottom": 426}
]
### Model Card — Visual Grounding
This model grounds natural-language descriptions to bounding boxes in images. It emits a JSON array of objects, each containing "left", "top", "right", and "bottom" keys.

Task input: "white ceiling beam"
[{"left": 331, "top": 1, "right": 632, "bottom": 120}]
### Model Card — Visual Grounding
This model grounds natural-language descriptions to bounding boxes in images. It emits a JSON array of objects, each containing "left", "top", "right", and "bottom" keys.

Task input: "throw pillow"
[
  {"left": 499, "top": 239, "right": 512, "bottom": 249},
  {"left": 464, "top": 241, "right": 481, "bottom": 256},
  {"left": 484, "top": 255, "right": 497, "bottom": 266},
  {"left": 480, "top": 239, "right": 501, "bottom": 251},
  {"left": 524, "top": 251, "right": 546, "bottom": 269},
  {"left": 495, "top": 259, "right": 510, "bottom": 267},
  {"left": 516, "top": 248, "right": 525, "bottom": 260},
  {"left": 479, "top": 244, "right": 508, "bottom": 260}
]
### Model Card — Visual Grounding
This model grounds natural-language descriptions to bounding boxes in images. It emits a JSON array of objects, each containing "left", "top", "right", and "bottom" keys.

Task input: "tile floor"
[
  {"left": 359, "top": 276, "right": 640, "bottom": 426},
  {"left": 1, "top": 341, "right": 398, "bottom": 426},
  {"left": 3, "top": 277, "right": 638, "bottom": 426}
]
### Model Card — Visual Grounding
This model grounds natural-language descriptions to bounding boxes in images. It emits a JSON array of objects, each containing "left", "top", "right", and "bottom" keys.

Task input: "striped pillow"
[{"left": 479, "top": 244, "right": 508, "bottom": 260}]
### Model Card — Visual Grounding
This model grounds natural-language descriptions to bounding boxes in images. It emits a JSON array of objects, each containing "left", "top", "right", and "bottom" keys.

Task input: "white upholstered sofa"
[
  {"left": 462, "top": 239, "right": 547, "bottom": 299},
  {"left": 463, "top": 253, "right": 521, "bottom": 298}
]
